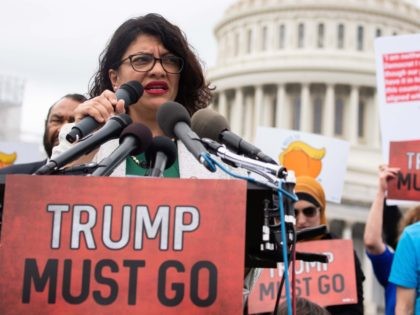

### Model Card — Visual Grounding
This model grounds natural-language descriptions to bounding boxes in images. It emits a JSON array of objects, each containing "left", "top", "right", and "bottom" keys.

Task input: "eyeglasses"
[
  {"left": 294, "top": 206, "right": 319, "bottom": 218},
  {"left": 117, "top": 53, "right": 184, "bottom": 74}
]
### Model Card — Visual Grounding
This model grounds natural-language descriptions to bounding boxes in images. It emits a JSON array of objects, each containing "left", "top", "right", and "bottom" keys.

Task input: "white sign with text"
[{"left": 255, "top": 127, "right": 350, "bottom": 203}]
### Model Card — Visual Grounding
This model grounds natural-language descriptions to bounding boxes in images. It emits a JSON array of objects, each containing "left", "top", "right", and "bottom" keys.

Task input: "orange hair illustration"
[
  {"left": 0, "top": 151, "right": 17, "bottom": 168},
  {"left": 279, "top": 141, "right": 325, "bottom": 178}
]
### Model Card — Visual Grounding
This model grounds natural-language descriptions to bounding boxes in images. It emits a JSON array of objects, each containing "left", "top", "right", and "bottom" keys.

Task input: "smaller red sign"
[
  {"left": 388, "top": 139, "right": 420, "bottom": 201},
  {"left": 248, "top": 239, "right": 357, "bottom": 314}
]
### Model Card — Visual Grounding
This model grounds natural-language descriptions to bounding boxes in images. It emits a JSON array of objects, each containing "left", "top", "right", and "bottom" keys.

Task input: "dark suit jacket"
[
  {"left": 0, "top": 160, "right": 47, "bottom": 175},
  {"left": 0, "top": 160, "right": 47, "bottom": 230}
]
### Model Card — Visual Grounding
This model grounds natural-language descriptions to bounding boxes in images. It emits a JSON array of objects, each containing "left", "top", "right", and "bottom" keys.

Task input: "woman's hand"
[{"left": 74, "top": 89, "right": 126, "bottom": 123}]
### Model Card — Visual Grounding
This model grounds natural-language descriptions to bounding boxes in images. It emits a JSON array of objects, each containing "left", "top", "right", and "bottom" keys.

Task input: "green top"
[{"left": 126, "top": 152, "right": 180, "bottom": 178}]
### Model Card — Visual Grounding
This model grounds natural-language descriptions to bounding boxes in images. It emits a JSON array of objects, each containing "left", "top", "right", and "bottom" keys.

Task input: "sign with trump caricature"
[
  {"left": 255, "top": 127, "right": 350, "bottom": 203},
  {"left": 0, "top": 141, "right": 43, "bottom": 169}
]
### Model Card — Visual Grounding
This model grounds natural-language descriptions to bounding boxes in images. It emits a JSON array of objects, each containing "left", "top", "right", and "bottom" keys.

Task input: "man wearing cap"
[{"left": 294, "top": 176, "right": 365, "bottom": 315}]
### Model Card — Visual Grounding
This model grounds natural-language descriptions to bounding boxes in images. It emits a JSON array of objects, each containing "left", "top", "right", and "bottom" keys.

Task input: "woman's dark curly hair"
[{"left": 89, "top": 13, "right": 212, "bottom": 115}]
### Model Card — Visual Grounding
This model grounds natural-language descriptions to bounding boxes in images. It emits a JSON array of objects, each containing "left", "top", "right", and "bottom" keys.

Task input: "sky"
[{"left": 0, "top": 0, "right": 237, "bottom": 144}]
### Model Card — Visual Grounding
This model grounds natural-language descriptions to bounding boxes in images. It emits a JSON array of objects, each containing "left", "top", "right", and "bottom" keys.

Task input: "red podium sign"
[
  {"left": 248, "top": 239, "right": 357, "bottom": 314},
  {"left": 0, "top": 175, "right": 247, "bottom": 315}
]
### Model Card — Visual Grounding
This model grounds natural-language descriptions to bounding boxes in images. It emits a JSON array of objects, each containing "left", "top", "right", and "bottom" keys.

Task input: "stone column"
[
  {"left": 244, "top": 93, "right": 254, "bottom": 140},
  {"left": 253, "top": 85, "right": 263, "bottom": 139},
  {"left": 363, "top": 250, "right": 379, "bottom": 314},
  {"left": 231, "top": 87, "right": 243, "bottom": 135},
  {"left": 349, "top": 85, "right": 359, "bottom": 145},
  {"left": 275, "top": 84, "right": 286, "bottom": 128},
  {"left": 323, "top": 84, "right": 335, "bottom": 137},
  {"left": 300, "top": 83, "right": 311, "bottom": 132},
  {"left": 372, "top": 91, "right": 380, "bottom": 149},
  {"left": 262, "top": 93, "right": 274, "bottom": 127}
]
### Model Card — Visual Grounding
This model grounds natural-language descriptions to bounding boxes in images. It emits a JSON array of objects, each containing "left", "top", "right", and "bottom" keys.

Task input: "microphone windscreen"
[
  {"left": 191, "top": 108, "right": 230, "bottom": 141},
  {"left": 117, "top": 80, "right": 144, "bottom": 106},
  {"left": 119, "top": 123, "right": 153, "bottom": 155},
  {"left": 145, "top": 136, "right": 178, "bottom": 169},
  {"left": 157, "top": 101, "right": 191, "bottom": 138}
]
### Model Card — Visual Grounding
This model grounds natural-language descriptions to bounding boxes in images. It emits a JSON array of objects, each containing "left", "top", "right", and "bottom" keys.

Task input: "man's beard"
[{"left": 42, "top": 130, "right": 53, "bottom": 158}]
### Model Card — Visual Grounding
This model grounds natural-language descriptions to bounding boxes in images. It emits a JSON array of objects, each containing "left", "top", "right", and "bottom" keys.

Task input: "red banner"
[
  {"left": 388, "top": 139, "right": 420, "bottom": 201},
  {"left": 248, "top": 239, "right": 357, "bottom": 314},
  {"left": 0, "top": 175, "right": 247, "bottom": 315}
]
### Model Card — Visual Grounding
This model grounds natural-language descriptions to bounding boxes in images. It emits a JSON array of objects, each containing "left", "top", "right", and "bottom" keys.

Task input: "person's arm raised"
[{"left": 363, "top": 165, "right": 400, "bottom": 254}]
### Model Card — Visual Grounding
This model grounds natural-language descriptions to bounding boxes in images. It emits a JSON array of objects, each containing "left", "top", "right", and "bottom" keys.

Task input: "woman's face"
[
  {"left": 109, "top": 34, "right": 180, "bottom": 113},
  {"left": 294, "top": 199, "right": 321, "bottom": 231}
]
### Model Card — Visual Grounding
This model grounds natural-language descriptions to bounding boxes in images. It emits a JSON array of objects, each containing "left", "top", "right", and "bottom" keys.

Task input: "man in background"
[
  {"left": 0, "top": 94, "right": 86, "bottom": 234},
  {"left": 0, "top": 93, "right": 86, "bottom": 174}
]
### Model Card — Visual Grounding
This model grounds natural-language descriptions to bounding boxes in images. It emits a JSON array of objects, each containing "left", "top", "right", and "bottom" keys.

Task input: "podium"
[{"left": 0, "top": 174, "right": 279, "bottom": 314}]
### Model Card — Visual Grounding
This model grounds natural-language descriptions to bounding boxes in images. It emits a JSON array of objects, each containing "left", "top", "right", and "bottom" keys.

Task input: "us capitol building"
[{"left": 207, "top": 0, "right": 420, "bottom": 313}]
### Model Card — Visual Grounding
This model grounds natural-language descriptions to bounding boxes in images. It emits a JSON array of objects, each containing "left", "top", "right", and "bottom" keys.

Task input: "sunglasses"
[{"left": 294, "top": 206, "right": 319, "bottom": 218}]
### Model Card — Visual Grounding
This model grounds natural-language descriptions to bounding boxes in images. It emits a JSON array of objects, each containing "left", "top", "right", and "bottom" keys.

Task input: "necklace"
[{"left": 130, "top": 155, "right": 148, "bottom": 168}]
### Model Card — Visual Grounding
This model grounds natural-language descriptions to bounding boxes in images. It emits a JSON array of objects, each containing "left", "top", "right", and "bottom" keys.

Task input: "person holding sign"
[
  {"left": 294, "top": 176, "right": 365, "bottom": 315},
  {"left": 389, "top": 221, "right": 420, "bottom": 315},
  {"left": 364, "top": 164, "right": 420, "bottom": 315}
]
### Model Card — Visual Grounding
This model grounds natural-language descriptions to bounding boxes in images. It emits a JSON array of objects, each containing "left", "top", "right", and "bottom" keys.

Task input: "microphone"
[
  {"left": 201, "top": 138, "right": 287, "bottom": 179},
  {"left": 91, "top": 123, "right": 153, "bottom": 176},
  {"left": 66, "top": 80, "right": 144, "bottom": 143},
  {"left": 145, "top": 136, "right": 177, "bottom": 177},
  {"left": 157, "top": 101, "right": 215, "bottom": 173},
  {"left": 191, "top": 108, "right": 277, "bottom": 164},
  {"left": 34, "top": 114, "right": 132, "bottom": 175}
]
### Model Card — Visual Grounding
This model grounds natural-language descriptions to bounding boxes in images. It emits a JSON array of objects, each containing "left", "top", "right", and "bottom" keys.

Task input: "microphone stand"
[
  {"left": 55, "top": 162, "right": 99, "bottom": 175},
  {"left": 201, "top": 138, "right": 287, "bottom": 184}
]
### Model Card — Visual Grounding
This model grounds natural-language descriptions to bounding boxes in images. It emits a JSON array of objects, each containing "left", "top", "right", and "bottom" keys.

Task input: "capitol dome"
[
  {"left": 208, "top": 0, "right": 420, "bottom": 204},
  {"left": 207, "top": 0, "right": 420, "bottom": 313}
]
